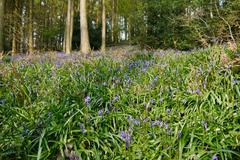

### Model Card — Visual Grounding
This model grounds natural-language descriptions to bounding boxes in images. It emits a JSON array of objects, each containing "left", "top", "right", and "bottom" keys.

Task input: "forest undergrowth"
[{"left": 0, "top": 46, "right": 240, "bottom": 159}]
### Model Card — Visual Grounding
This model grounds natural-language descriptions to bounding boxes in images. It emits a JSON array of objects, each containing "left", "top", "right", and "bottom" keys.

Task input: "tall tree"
[
  {"left": 101, "top": 0, "right": 106, "bottom": 52},
  {"left": 12, "top": 0, "right": 19, "bottom": 55},
  {"left": 28, "top": 0, "right": 33, "bottom": 54},
  {"left": 64, "top": 0, "right": 74, "bottom": 54},
  {"left": 0, "top": 0, "right": 4, "bottom": 52},
  {"left": 80, "top": 0, "right": 90, "bottom": 54}
]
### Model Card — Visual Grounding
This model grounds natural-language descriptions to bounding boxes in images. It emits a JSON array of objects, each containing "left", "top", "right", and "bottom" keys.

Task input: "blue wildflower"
[
  {"left": 143, "top": 117, "right": 150, "bottom": 123},
  {"left": 151, "top": 120, "right": 161, "bottom": 128},
  {"left": 195, "top": 88, "right": 201, "bottom": 95},
  {"left": 233, "top": 78, "right": 238, "bottom": 85},
  {"left": 150, "top": 98, "right": 155, "bottom": 104},
  {"left": 165, "top": 122, "right": 169, "bottom": 130},
  {"left": 166, "top": 108, "right": 171, "bottom": 114},
  {"left": 178, "top": 131, "right": 182, "bottom": 139},
  {"left": 84, "top": 96, "right": 90, "bottom": 104},
  {"left": 133, "top": 119, "right": 140, "bottom": 126},
  {"left": 105, "top": 107, "right": 109, "bottom": 114},
  {"left": 212, "top": 154, "right": 218, "bottom": 160},
  {"left": 159, "top": 98, "right": 164, "bottom": 103},
  {"left": 114, "top": 95, "right": 119, "bottom": 101},
  {"left": 120, "top": 131, "right": 126, "bottom": 140},
  {"left": 127, "top": 115, "right": 132, "bottom": 122},
  {"left": 0, "top": 98, "right": 5, "bottom": 105},
  {"left": 120, "top": 131, "right": 131, "bottom": 149},
  {"left": 98, "top": 109, "right": 104, "bottom": 116},
  {"left": 80, "top": 124, "right": 86, "bottom": 134}
]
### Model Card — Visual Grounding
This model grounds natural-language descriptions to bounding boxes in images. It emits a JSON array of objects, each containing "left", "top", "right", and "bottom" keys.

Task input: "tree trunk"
[
  {"left": 101, "top": 0, "right": 106, "bottom": 52},
  {"left": 80, "top": 0, "right": 90, "bottom": 54},
  {"left": 111, "top": 0, "right": 115, "bottom": 44},
  {"left": 65, "top": 0, "right": 74, "bottom": 54},
  {"left": 12, "top": 0, "right": 18, "bottom": 55},
  {"left": 28, "top": 0, "right": 33, "bottom": 54},
  {"left": 0, "top": 0, "right": 4, "bottom": 52}
]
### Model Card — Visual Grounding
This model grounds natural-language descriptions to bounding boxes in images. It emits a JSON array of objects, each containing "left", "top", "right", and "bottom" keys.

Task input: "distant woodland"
[{"left": 0, "top": 0, "right": 239, "bottom": 54}]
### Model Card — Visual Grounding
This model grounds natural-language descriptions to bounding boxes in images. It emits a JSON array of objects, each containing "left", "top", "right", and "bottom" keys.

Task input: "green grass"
[{"left": 0, "top": 47, "right": 240, "bottom": 160}]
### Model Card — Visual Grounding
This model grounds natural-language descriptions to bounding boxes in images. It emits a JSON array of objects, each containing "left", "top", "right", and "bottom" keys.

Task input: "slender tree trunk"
[
  {"left": 65, "top": 0, "right": 74, "bottom": 54},
  {"left": 0, "top": 0, "right": 4, "bottom": 52},
  {"left": 114, "top": 0, "right": 118, "bottom": 43},
  {"left": 111, "top": 0, "right": 115, "bottom": 44},
  {"left": 101, "top": 0, "right": 106, "bottom": 52},
  {"left": 28, "top": 0, "right": 33, "bottom": 54},
  {"left": 20, "top": 2, "right": 24, "bottom": 54},
  {"left": 12, "top": 0, "right": 18, "bottom": 55},
  {"left": 80, "top": 0, "right": 90, "bottom": 54},
  {"left": 70, "top": 1, "right": 74, "bottom": 51}
]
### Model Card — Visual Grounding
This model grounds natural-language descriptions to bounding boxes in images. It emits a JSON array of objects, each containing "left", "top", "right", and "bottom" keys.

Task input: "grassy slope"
[{"left": 0, "top": 47, "right": 240, "bottom": 159}]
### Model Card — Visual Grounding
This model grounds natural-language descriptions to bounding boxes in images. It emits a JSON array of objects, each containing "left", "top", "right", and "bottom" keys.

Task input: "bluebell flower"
[
  {"left": 159, "top": 121, "right": 163, "bottom": 128},
  {"left": 212, "top": 154, "right": 218, "bottom": 160},
  {"left": 98, "top": 109, "right": 104, "bottom": 116},
  {"left": 143, "top": 117, "right": 150, "bottom": 123},
  {"left": 166, "top": 108, "right": 171, "bottom": 114},
  {"left": 105, "top": 107, "right": 109, "bottom": 114},
  {"left": 120, "top": 131, "right": 126, "bottom": 140},
  {"left": 0, "top": 98, "right": 5, "bottom": 105},
  {"left": 127, "top": 115, "right": 132, "bottom": 122},
  {"left": 129, "top": 63, "right": 133, "bottom": 70},
  {"left": 133, "top": 119, "right": 140, "bottom": 126},
  {"left": 150, "top": 98, "right": 155, "bottom": 104},
  {"left": 178, "top": 131, "right": 182, "bottom": 139},
  {"left": 233, "top": 78, "right": 238, "bottom": 85},
  {"left": 114, "top": 95, "right": 119, "bottom": 101},
  {"left": 120, "top": 131, "right": 131, "bottom": 149},
  {"left": 80, "top": 124, "right": 86, "bottom": 134},
  {"left": 151, "top": 120, "right": 161, "bottom": 128},
  {"left": 195, "top": 88, "right": 201, "bottom": 95},
  {"left": 84, "top": 96, "right": 90, "bottom": 104},
  {"left": 159, "top": 98, "right": 164, "bottom": 103},
  {"left": 165, "top": 122, "right": 169, "bottom": 130}
]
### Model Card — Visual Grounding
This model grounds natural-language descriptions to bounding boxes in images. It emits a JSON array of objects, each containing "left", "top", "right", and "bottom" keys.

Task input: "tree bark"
[
  {"left": 12, "top": 0, "right": 18, "bottom": 55},
  {"left": 80, "top": 0, "right": 90, "bottom": 54},
  {"left": 28, "top": 0, "right": 33, "bottom": 54},
  {"left": 0, "top": 0, "right": 4, "bottom": 52},
  {"left": 65, "top": 0, "right": 74, "bottom": 54},
  {"left": 101, "top": 0, "right": 106, "bottom": 52},
  {"left": 111, "top": 0, "right": 115, "bottom": 44}
]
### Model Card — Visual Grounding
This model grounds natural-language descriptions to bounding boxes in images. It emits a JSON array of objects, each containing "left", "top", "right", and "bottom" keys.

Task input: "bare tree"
[
  {"left": 0, "top": 0, "right": 4, "bottom": 53},
  {"left": 101, "top": 0, "right": 106, "bottom": 52},
  {"left": 28, "top": 0, "right": 33, "bottom": 54},
  {"left": 64, "top": 0, "right": 74, "bottom": 54},
  {"left": 80, "top": 0, "right": 90, "bottom": 54},
  {"left": 12, "top": 0, "right": 18, "bottom": 55}
]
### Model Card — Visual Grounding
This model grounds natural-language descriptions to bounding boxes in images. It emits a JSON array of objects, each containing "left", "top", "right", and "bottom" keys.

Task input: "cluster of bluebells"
[{"left": 120, "top": 131, "right": 131, "bottom": 149}]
